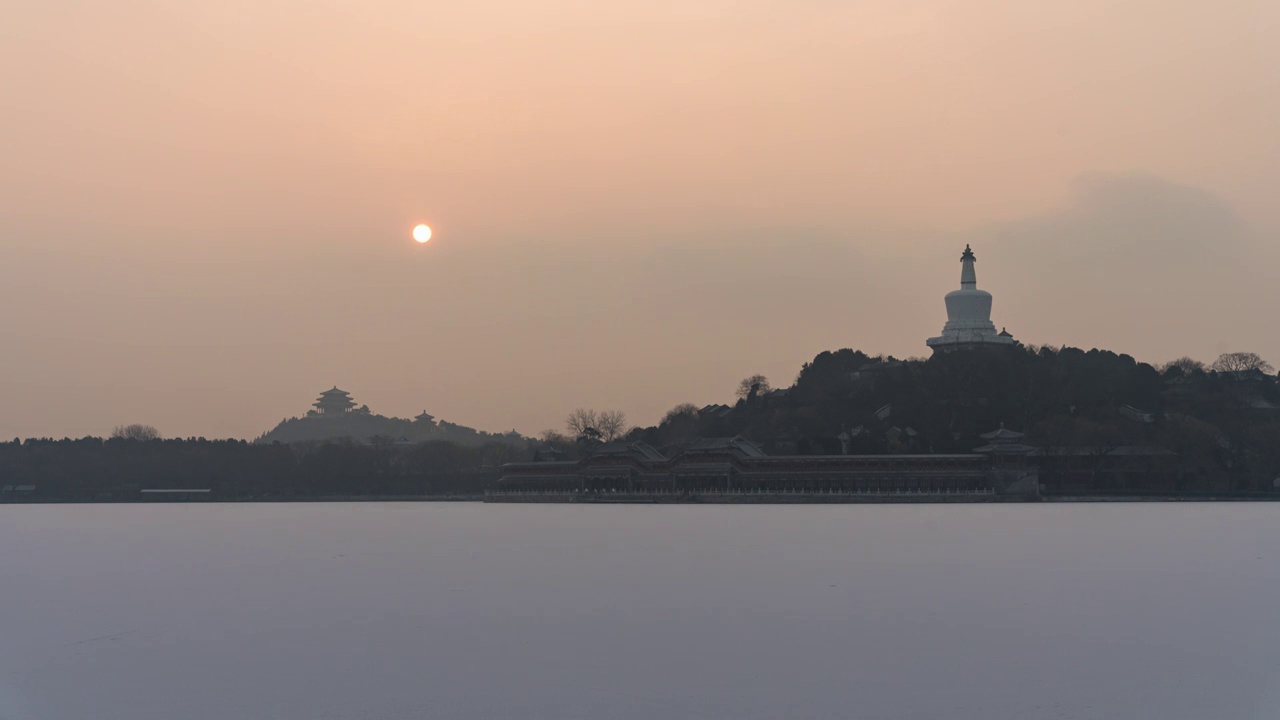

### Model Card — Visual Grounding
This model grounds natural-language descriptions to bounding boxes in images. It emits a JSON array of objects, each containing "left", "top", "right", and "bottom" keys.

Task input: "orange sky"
[{"left": 2, "top": 0, "right": 1278, "bottom": 439}]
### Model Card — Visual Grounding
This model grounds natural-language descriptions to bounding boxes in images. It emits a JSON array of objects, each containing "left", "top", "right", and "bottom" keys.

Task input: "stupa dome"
[{"left": 943, "top": 285, "right": 994, "bottom": 324}]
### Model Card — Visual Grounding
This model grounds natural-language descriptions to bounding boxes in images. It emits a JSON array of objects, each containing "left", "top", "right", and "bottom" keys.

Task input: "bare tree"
[
  {"left": 111, "top": 424, "right": 160, "bottom": 441},
  {"left": 566, "top": 409, "right": 627, "bottom": 442},
  {"left": 1211, "top": 352, "right": 1274, "bottom": 374},
  {"left": 1158, "top": 357, "right": 1207, "bottom": 375},
  {"left": 538, "top": 430, "right": 576, "bottom": 456},
  {"left": 596, "top": 410, "right": 628, "bottom": 441},
  {"left": 736, "top": 374, "right": 771, "bottom": 401},
  {"left": 565, "top": 409, "right": 599, "bottom": 438},
  {"left": 540, "top": 429, "right": 571, "bottom": 445}
]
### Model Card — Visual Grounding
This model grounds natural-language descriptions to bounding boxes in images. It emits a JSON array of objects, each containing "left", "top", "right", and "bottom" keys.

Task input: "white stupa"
[{"left": 926, "top": 244, "right": 1015, "bottom": 353}]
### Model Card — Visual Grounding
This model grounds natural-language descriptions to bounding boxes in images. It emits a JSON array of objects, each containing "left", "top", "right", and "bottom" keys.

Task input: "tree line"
[{"left": 0, "top": 436, "right": 527, "bottom": 501}]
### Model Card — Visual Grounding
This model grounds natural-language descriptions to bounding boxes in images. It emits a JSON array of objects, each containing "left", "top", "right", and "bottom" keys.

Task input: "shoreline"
[
  {"left": 484, "top": 492, "right": 1280, "bottom": 505},
  {"left": 5, "top": 494, "right": 1280, "bottom": 505}
]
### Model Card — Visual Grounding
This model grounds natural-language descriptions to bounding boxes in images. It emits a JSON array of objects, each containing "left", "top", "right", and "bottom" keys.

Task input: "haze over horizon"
[{"left": 3, "top": 0, "right": 1278, "bottom": 440}]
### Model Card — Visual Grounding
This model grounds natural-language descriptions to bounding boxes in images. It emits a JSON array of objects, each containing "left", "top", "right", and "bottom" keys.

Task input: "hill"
[
  {"left": 577, "top": 346, "right": 1280, "bottom": 492},
  {"left": 255, "top": 388, "right": 525, "bottom": 447}
]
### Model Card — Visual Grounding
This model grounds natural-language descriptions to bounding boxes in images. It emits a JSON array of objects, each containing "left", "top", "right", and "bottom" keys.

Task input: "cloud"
[
  {"left": 991, "top": 173, "right": 1245, "bottom": 263},
  {"left": 971, "top": 173, "right": 1275, "bottom": 363}
]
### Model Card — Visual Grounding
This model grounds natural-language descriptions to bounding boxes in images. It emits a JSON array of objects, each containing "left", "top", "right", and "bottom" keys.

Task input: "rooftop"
[
  {"left": 980, "top": 423, "right": 1025, "bottom": 441},
  {"left": 683, "top": 436, "right": 768, "bottom": 458}
]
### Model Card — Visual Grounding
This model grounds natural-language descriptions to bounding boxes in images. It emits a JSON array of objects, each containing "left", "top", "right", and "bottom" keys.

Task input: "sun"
[{"left": 412, "top": 224, "right": 432, "bottom": 243}]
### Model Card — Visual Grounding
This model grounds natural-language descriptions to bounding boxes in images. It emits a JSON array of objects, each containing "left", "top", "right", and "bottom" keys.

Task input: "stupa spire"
[{"left": 960, "top": 244, "right": 977, "bottom": 289}]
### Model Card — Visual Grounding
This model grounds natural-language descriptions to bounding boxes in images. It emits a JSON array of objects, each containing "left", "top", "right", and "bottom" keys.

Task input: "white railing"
[{"left": 487, "top": 487, "right": 997, "bottom": 497}]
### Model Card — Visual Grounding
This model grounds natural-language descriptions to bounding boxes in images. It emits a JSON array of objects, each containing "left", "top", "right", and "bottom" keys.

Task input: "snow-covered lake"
[{"left": 2, "top": 502, "right": 1278, "bottom": 720}]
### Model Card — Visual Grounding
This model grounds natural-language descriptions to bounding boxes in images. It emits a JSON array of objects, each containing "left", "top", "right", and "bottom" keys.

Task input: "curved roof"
[
  {"left": 682, "top": 436, "right": 767, "bottom": 458},
  {"left": 592, "top": 441, "right": 668, "bottom": 462},
  {"left": 980, "top": 424, "right": 1026, "bottom": 441}
]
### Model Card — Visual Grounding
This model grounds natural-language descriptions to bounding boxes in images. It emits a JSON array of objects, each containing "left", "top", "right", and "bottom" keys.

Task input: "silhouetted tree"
[
  {"left": 111, "top": 424, "right": 160, "bottom": 441},
  {"left": 1211, "top": 352, "right": 1274, "bottom": 374},
  {"left": 540, "top": 429, "right": 571, "bottom": 444},
  {"left": 662, "top": 403, "right": 701, "bottom": 425},
  {"left": 736, "top": 374, "right": 771, "bottom": 401},
  {"left": 1159, "top": 357, "right": 1207, "bottom": 375},
  {"left": 596, "top": 410, "right": 628, "bottom": 441},
  {"left": 659, "top": 403, "right": 702, "bottom": 444},
  {"left": 566, "top": 408, "right": 598, "bottom": 438},
  {"left": 566, "top": 408, "right": 627, "bottom": 442}
]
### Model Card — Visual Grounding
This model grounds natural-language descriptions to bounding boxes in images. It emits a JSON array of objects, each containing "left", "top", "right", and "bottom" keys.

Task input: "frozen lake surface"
[{"left": 2, "top": 502, "right": 1279, "bottom": 720}]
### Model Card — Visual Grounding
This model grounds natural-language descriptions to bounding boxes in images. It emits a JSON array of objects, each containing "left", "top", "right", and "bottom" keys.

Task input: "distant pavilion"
[{"left": 313, "top": 387, "right": 356, "bottom": 416}]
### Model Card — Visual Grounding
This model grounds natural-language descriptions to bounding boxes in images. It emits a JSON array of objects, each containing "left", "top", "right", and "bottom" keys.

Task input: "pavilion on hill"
[{"left": 313, "top": 387, "right": 356, "bottom": 416}]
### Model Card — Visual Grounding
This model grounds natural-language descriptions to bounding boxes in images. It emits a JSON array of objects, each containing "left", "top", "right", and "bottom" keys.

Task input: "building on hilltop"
[
  {"left": 698, "top": 404, "right": 733, "bottom": 419},
  {"left": 258, "top": 387, "right": 526, "bottom": 448},
  {"left": 311, "top": 387, "right": 356, "bottom": 416},
  {"left": 926, "top": 245, "right": 1016, "bottom": 354}
]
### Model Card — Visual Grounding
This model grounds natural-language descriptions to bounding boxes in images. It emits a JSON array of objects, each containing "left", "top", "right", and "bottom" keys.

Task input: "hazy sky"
[{"left": 3, "top": 0, "right": 1278, "bottom": 439}]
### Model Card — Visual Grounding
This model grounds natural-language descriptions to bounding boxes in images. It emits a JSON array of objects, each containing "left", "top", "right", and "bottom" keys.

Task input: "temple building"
[
  {"left": 312, "top": 387, "right": 356, "bottom": 416},
  {"left": 495, "top": 435, "right": 1029, "bottom": 497},
  {"left": 926, "top": 245, "right": 1015, "bottom": 353}
]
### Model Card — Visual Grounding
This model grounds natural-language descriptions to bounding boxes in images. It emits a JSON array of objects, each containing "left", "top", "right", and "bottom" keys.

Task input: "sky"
[{"left": 2, "top": 0, "right": 1278, "bottom": 440}]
